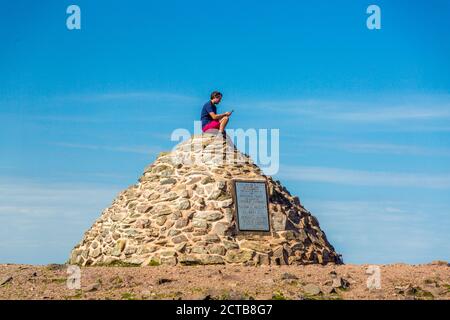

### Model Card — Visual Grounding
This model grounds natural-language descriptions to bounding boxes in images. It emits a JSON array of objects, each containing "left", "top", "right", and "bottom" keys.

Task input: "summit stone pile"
[{"left": 69, "top": 133, "right": 342, "bottom": 266}]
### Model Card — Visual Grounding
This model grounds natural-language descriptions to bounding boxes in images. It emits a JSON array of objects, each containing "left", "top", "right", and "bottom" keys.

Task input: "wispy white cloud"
[
  {"left": 241, "top": 95, "right": 450, "bottom": 124},
  {"left": 309, "top": 200, "right": 422, "bottom": 222},
  {"left": 0, "top": 179, "right": 121, "bottom": 210},
  {"left": 0, "top": 90, "right": 200, "bottom": 124},
  {"left": 306, "top": 199, "right": 450, "bottom": 263},
  {"left": 69, "top": 91, "right": 201, "bottom": 104},
  {"left": 334, "top": 109, "right": 450, "bottom": 122},
  {"left": 0, "top": 178, "right": 122, "bottom": 263},
  {"left": 279, "top": 165, "right": 450, "bottom": 188},
  {"left": 49, "top": 142, "right": 162, "bottom": 155},
  {"left": 27, "top": 114, "right": 176, "bottom": 124},
  {"left": 301, "top": 139, "right": 450, "bottom": 156},
  {"left": 0, "top": 166, "right": 15, "bottom": 170}
]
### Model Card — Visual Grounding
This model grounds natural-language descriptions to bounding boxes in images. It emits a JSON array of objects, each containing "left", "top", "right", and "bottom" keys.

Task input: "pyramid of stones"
[{"left": 69, "top": 133, "right": 342, "bottom": 266}]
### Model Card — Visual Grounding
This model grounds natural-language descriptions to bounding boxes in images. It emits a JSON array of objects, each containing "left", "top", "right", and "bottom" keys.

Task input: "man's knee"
[{"left": 221, "top": 116, "right": 229, "bottom": 122}]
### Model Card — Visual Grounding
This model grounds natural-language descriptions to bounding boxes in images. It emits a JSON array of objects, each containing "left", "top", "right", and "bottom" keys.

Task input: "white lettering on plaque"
[{"left": 235, "top": 181, "right": 270, "bottom": 231}]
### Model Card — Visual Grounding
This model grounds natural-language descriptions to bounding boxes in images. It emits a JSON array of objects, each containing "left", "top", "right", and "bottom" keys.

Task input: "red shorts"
[{"left": 202, "top": 120, "right": 220, "bottom": 132}]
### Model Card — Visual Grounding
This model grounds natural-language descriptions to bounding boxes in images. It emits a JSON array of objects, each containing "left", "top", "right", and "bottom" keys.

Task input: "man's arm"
[{"left": 209, "top": 112, "right": 231, "bottom": 120}]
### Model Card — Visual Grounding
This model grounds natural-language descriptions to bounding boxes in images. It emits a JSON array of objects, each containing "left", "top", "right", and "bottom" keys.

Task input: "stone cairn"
[{"left": 69, "top": 133, "right": 342, "bottom": 266}]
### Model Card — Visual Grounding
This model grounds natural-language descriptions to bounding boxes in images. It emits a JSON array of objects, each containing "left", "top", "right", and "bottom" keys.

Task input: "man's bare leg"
[{"left": 219, "top": 116, "right": 229, "bottom": 133}]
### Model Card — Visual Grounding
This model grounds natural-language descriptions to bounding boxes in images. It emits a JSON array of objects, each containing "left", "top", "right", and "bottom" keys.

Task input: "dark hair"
[{"left": 210, "top": 91, "right": 223, "bottom": 100}]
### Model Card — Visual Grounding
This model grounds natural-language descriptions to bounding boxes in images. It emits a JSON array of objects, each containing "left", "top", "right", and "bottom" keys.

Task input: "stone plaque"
[{"left": 233, "top": 180, "right": 270, "bottom": 232}]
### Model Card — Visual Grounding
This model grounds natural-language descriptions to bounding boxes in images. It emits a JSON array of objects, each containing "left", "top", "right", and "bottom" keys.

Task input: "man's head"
[{"left": 210, "top": 91, "right": 222, "bottom": 104}]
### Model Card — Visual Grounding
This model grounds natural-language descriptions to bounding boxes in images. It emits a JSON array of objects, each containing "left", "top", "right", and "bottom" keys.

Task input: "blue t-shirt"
[{"left": 200, "top": 101, "right": 217, "bottom": 128}]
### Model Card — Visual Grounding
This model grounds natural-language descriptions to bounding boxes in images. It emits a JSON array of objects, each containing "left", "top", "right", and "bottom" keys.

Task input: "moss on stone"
[
  {"left": 121, "top": 292, "right": 137, "bottom": 300},
  {"left": 272, "top": 291, "right": 287, "bottom": 300},
  {"left": 148, "top": 259, "right": 161, "bottom": 267}
]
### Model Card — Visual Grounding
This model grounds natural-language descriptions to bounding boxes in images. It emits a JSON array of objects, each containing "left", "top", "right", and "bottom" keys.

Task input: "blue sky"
[{"left": 1, "top": 0, "right": 449, "bottom": 265}]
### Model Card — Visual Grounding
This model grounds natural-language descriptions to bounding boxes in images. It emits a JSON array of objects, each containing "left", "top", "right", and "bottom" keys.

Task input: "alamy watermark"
[
  {"left": 66, "top": 5, "right": 81, "bottom": 30},
  {"left": 67, "top": 5, "right": 381, "bottom": 31},
  {"left": 170, "top": 122, "right": 280, "bottom": 175},
  {"left": 367, "top": 5, "right": 381, "bottom": 30},
  {"left": 366, "top": 265, "right": 382, "bottom": 290},
  {"left": 66, "top": 265, "right": 81, "bottom": 289}
]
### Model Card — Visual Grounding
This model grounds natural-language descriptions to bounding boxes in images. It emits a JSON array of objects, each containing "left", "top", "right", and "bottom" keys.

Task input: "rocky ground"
[{"left": 0, "top": 262, "right": 449, "bottom": 300}]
